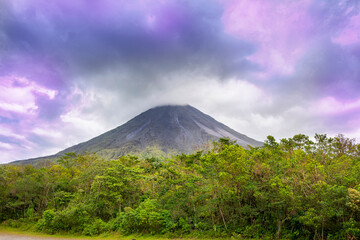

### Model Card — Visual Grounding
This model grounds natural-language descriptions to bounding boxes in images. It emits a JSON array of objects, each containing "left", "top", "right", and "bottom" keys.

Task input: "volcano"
[{"left": 13, "top": 105, "right": 262, "bottom": 164}]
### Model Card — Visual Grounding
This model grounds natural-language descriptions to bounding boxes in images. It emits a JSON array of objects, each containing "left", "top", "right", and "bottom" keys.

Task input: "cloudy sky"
[{"left": 0, "top": 0, "right": 359, "bottom": 163}]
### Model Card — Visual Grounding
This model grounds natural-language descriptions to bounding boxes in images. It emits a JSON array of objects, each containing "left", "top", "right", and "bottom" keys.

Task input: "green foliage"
[
  {"left": 2, "top": 135, "right": 360, "bottom": 239},
  {"left": 83, "top": 218, "right": 107, "bottom": 236},
  {"left": 36, "top": 210, "right": 55, "bottom": 233},
  {"left": 117, "top": 199, "right": 174, "bottom": 234}
]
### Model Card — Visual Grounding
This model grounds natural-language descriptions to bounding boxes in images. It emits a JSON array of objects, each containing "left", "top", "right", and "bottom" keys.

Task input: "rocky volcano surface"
[{"left": 13, "top": 105, "right": 262, "bottom": 164}]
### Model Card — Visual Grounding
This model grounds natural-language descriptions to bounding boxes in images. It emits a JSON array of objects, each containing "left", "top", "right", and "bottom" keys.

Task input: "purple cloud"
[{"left": 0, "top": 0, "right": 359, "bottom": 162}]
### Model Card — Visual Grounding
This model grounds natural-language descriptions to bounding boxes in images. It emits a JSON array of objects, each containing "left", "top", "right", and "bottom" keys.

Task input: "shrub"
[
  {"left": 83, "top": 218, "right": 107, "bottom": 236},
  {"left": 37, "top": 205, "right": 91, "bottom": 234},
  {"left": 117, "top": 199, "right": 175, "bottom": 234}
]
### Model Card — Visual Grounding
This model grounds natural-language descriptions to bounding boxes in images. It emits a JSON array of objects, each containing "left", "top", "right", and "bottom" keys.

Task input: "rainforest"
[{"left": 1, "top": 134, "right": 360, "bottom": 240}]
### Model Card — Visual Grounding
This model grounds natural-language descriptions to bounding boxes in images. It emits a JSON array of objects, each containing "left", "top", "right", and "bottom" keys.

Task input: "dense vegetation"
[{"left": 1, "top": 134, "right": 360, "bottom": 239}]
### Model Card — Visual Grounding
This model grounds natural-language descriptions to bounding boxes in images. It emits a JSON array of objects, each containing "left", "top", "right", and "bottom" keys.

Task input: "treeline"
[{"left": 1, "top": 134, "right": 360, "bottom": 239}]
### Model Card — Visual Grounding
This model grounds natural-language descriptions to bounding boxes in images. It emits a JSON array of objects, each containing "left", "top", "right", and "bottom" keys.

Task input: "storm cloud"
[{"left": 0, "top": 0, "right": 359, "bottom": 162}]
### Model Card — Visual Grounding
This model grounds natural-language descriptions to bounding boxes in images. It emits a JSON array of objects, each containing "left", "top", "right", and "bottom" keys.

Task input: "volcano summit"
[{"left": 14, "top": 105, "right": 262, "bottom": 164}]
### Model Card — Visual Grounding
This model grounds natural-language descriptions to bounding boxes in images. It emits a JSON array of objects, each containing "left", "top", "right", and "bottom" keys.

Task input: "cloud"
[
  {"left": 0, "top": 0, "right": 260, "bottom": 162},
  {"left": 1, "top": 0, "right": 256, "bottom": 78},
  {"left": 332, "top": 13, "right": 360, "bottom": 45},
  {"left": 0, "top": 0, "right": 359, "bottom": 162}
]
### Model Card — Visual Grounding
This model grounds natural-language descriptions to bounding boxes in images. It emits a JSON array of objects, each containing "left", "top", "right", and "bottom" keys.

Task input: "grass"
[{"left": 0, "top": 226, "right": 234, "bottom": 240}]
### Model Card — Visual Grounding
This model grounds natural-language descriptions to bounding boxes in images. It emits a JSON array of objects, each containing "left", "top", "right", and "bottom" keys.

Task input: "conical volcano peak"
[
  {"left": 140, "top": 104, "right": 197, "bottom": 116},
  {"left": 59, "top": 104, "right": 262, "bottom": 156},
  {"left": 138, "top": 104, "right": 215, "bottom": 123},
  {"left": 149, "top": 104, "right": 193, "bottom": 109},
  {"left": 13, "top": 105, "right": 262, "bottom": 164}
]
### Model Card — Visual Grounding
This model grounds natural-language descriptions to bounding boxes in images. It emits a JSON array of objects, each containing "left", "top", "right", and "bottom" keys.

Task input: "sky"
[{"left": 0, "top": 0, "right": 360, "bottom": 163}]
